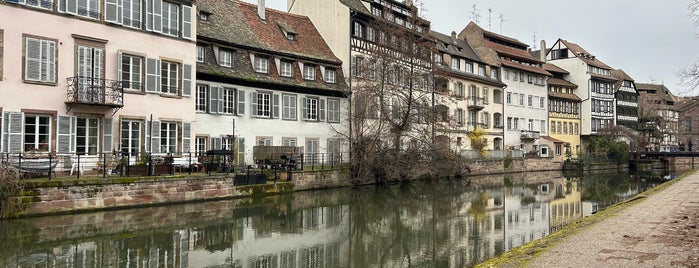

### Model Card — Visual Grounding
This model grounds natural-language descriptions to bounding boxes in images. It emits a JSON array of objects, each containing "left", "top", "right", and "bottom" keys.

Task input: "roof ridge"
[{"left": 234, "top": 0, "right": 310, "bottom": 19}]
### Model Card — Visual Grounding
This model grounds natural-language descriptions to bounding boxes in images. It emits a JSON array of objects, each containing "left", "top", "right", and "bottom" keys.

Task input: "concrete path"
[{"left": 526, "top": 172, "right": 699, "bottom": 267}]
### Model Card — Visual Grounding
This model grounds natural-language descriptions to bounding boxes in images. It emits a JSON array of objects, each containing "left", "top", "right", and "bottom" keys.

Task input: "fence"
[{"left": 460, "top": 150, "right": 522, "bottom": 159}]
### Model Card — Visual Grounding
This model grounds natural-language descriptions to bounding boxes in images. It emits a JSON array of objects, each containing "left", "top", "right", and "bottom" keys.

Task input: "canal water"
[{"left": 0, "top": 170, "right": 672, "bottom": 267}]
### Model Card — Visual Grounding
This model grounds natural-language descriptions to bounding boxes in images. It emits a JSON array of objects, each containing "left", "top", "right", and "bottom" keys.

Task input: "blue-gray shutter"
[
  {"left": 251, "top": 92, "right": 259, "bottom": 117},
  {"left": 272, "top": 94, "right": 280, "bottom": 119},
  {"left": 24, "top": 38, "right": 41, "bottom": 82},
  {"left": 181, "top": 5, "right": 192, "bottom": 40},
  {"left": 237, "top": 137, "right": 245, "bottom": 164},
  {"left": 319, "top": 99, "right": 326, "bottom": 121},
  {"left": 151, "top": 121, "right": 161, "bottom": 154},
  {"left": 209, "top": 86, "right": 219, "bottom": 114},
  {"left": 182, "top": 64, "right": 192, "bottom": 97},
  {"left": 7, "top": 112, "right": 23, "bottom": 153},
  {"left": 116, "top": 51, "right": 123, "bottom": 83},
  {"left": 153, "top": 0, "right": 162, "bottom": 33},
  {"left": 302, "top": 97, "right": 309, "bottom": 120},
  {"left": 182, "top": 122, "right": 191, "bottom": 153},
  {"left": 145, "top": 0, "right": 153, "bottom": 31},
  {"left": 105, "top": 0, "right": 122, "bottom": 24},
  {"left": 237, "top": 89, "right": 246, "bottom": 116},
  {"left": 103, "top": 118, "right": 113, "bottom": 153},
  {"left": 57, "top": 115, "right": 74, "bottom": 154},
  {"left": 145, "top": 58, "right": 160, "bottom": 93},
  {"left": 217, "top": 87, "right": 224, "bottom": 114}
]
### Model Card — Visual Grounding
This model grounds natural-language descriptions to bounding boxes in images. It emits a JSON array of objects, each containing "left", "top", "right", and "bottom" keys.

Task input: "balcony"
[
  {"left": 66, "top": 77, "right": 124, "bottom": 109},
  {"left": 520, "top": 130, "right": 540, "bottom": 141},
  {"left": 467, "top": 96, "right": 485, "bottom": 110}
]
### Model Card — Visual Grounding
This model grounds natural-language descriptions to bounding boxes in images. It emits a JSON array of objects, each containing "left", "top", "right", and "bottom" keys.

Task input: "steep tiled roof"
[
  {"left": 340, "top": 0, "right": 371, "bottom": 15},
  {"left": 590, "top": 73, "right": 619, "bottom": 82},
  {"left": 549, "top": 90, "right": 581, "bottom": 101},
  {"left": 548, "top": 78, "right": 578, "bottom": 89},
  {"left": 560, "top": 39, "right": 612, "bottom": 69},
  {"left": 611, "top": 69, "right": 634, "bottom": 82},
  {"left": 485, "top": 41, "right": 541, "bottom": 63},
  {"left": 637, "top": 83, "right": 677, "bottom": 103},
  {"left": 432, "top": 30, "right": 482, "bottom": 63},
  {"left": 543, "top": 63, "right": 569, "bottom": 75},
  {"left": 483, "top": 30, "right": 528, "bottom": 48},
  {"left": 500, "top": 61, "right": 551, "bottom": 76}
]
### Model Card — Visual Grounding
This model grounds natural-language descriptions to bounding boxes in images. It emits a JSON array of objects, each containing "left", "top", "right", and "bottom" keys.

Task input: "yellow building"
[
  {"left": 545, "top": 63, "right": 582, "bottom": 159},
  {"left": 548, "top": 179, "right": 582, "bottom": 232}
]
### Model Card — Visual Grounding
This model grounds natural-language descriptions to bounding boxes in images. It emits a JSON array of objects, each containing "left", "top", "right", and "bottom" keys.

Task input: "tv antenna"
[
  {"left": 532, "top": 32, "right": 537, "bottom": 49},
  {"left": 498, "top": 14, "right": 510, "bottom": 34},
  {"left": 471, "top": 5, "right": 481, "bottom": 24},
  {"left": 488, "top": 8, "right": 493, "bottom": 31}
]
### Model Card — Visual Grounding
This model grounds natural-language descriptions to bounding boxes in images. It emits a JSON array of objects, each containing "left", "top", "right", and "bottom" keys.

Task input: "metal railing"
[{"left": 66, "top": 76, "right": 124, "bottom": 107}]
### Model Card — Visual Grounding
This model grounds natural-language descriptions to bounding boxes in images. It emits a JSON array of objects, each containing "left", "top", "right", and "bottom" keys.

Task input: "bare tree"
[{"left": 680, "top": 0, "right": 699, "bottom": 91}]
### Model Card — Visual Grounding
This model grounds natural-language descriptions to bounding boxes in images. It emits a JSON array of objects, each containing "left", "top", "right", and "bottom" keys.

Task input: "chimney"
[
  {"left": 539, "top": 40, "right": 546, "bottom": 62},
  {"left": 450, "top": 31, "right": 457, "bottom": 43},
  {"left": 258, "top": 0, "right": 266, "bottom": 20}
]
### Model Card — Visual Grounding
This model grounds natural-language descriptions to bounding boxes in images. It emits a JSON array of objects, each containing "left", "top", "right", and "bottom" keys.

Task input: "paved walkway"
[{"left": 526, "top": 171, "right": 699, "bottom": 267}]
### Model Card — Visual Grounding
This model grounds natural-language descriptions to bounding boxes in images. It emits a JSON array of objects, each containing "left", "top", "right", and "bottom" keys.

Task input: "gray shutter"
[
  {"left": 302, "top": 97, "right": 309, "bottom": 120},
  {"left": 8, "top": 113, "right": 23, "bottom": 153},
  {"left": 153, "top": 0, "right": 162, "bottom": 33},
  {"left": 182, "top": 122, "right": 191, "bottom": 153},
  {"left": 145, "top": 58, "right": 160, "bottom": 93},
  {"left": 58, "top": 0, "right": 65, "bottom": 12},
  {"left": 237, "top": 137, "right": 245, "bottom": 165},
  {"left": 151, "top": 121, "right": 161, "bottom": 153},
  {"left": 57, "top": 115, "right": 73, "bottom": 154},
  {"left": 209, "top": 86, "right": 219, "bottom": 114},
  {"left": 211, "top": 137, "right": 222, "bottom": 150},
  {"left": 145, "top": 0, "right": 153, "bottom": 31},
  {"left": 272, "top": 94, "right": 280, "bottom": 119},
  {"left": 25, "top": 38, "right": 41, "bottom": 81},
  {"left": 251, "top": 92, "right": 259, "bottom": 117},
  {"left": 103, "top": 118, "right": 113, "bottom": 153},
  {"left": 116, "top": 51, "right": 123, "bottom": 83},
  {"left": 319, "top": 99, "right": 326, "bottom": 121},
  {"left": 182, "top": 64, "right": 192, "bottom": 97},
  {"left": 237, "top": 89, "right": 246, "bottom": 116},
  {"left": 182, "top": 5, "right": 193, "bottom": 40},
  {"left": 105, "top": 0, "right": 121, "bottom": 24},
  {"left": 66, "top": 0, "right": 77, "bottom": 14},
  {"left": 217, "top": 86, "right": 224, "bottom": 114}
]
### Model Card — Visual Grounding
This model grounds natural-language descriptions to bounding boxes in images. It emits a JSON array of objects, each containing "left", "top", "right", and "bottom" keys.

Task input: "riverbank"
[{"left": 476, "top": 169, "right": 699, "bottom": 267}]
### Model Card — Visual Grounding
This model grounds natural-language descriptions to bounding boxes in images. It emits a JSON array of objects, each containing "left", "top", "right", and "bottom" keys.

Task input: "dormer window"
[
  {"left": 324, "top": 68, "right": 336, "bottom": 84},
  {"left": 287, "top": 33, "right": 296, "bottom": 41},
  {"left": 278, "top": 23, "right": 297, "bottom": 41},
  {"left": 199, "top": 11, "right": 210, "bottom": 21},
  {"left": 303, "top": 64, "right": 316, "bottom": 80}
]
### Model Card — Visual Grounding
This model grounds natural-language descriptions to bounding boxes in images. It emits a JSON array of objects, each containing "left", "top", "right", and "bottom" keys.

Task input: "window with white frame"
[
  {"left": 160, "top": 122, "right": 178, "bottom": 153},
  {"left": 195, "top": 136, "right": 207, "bottom": 156},
  {"left": 196, "top": 85, "right": 208, "bottom": 112},
  {"left": 76, "top": 117, "right": 99, "bottom": 155},
  {"left": 494, "top": 113, "right": 502, "bottom": 128},
  {"left": 76, "top": 44, "right": 104, "bottom": 102},
  {"left": 303, "top": 64, "right": 316, "bottom": 80},
  {"left": 222, "top": 136, "right": 235, "bottom": 150},
  {"left": 76, "top": 0, "right": 101, "bottom": 19},
  {"left": 305, "top": 138, "right": 319, "bottom": 163},
  {"left": 24, "top": 114, "right": 51, "bottom": 152},
  {"left": 160, "top": 61, "right": 179, "bottom": 94},
  {"left": 282, "top": 137, "right": 297, "bottom": 147},
  {"left": 253, "top": 92, "right": 271, "bottom": 118},
  {"left": 121, "top": 53, "right": 142, "bottom": 91},
  {"left": 324, "top": 68, "right": 336, "bottom": 83},
  {"left": 122, "top": 0, "right": 141, "bottom": 28},
  {"left": 121, "top": 120, "right": 141, "bottom": 154},
  {"left": 302, "top": 97, "right": 320, "bottom": 121},
  {"left": 353, "top": 22, "right": 364, "bottom": 38},
  {"left": 222, "top": 88, "right": 235, "bottom": 114},
  {"left": 506, "top": 92, "right": 512, "bottom": 104},
  {"left": 451, "top": 57, "right": 460, "bottom": 71},
  {"left": 282, "top": 94, "right": 297, "bottom": 120},
  {"left": 24, "top": 36, "right": 56, "bottom": 83},
  {"left": 465, "top": 62, "right": 473, "bottom": 73},
  {"left": 256, "top": 136, "right": 272, "bottom": 146},
  {"left": 280, "top": 60, "right": 293, "bottom": 77},
  {"left": 478, "top": 65, "right": 485, "bottom": 76},
  {"left": 196, "top": 45, "right": 204, "bottom": 62},
  {"left": 161, "top": 2, "right": 180, "bottom": 37},
  {"left": 254, "top": 55, "right": 268, "bottom": 73},
  {"left": 219, "top": 49, "right": 232, "bottom": 67},
  {"left": 327, "top": 98, "right": 340, "bottom": 123},
  {"left": 22, "top": 0, "right": 53, "bottom": 9}
]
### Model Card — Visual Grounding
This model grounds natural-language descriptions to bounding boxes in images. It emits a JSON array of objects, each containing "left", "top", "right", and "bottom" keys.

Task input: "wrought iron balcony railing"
[
  {"left": 467, "top": 97, "right": 485, "bottom": 110},
  {"left": 66, "top": 76, "right": 124, "bottom": 108},
  {"left": 520, "top": 130, "right": 540, "bottom": 140}
]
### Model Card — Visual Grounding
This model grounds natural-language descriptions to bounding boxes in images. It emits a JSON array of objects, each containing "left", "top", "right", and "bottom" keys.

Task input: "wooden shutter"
[
  {"left": 272, "top": 94, "right": 280, "bottom": 119},
  {"left": 150, "top": 120, "right": 161, "bottom": 153},
  {"left": 251, "top": 92, "right": 259, "bottom": 117},
  {"left": 105, "top": 0, "right": 122, "bottom": 24},
  {"left": 237, "top": 89, "right": 246, "bottom": 116},
  {"left": 103, "top": 118, "right": 113, "bottom": 153},
  {"left": 182, "top": 64, "right": 192, "bottom": 97},
  {"left": 153, "top": 0, "right": 162, "bottom": 33},
  {"left": 145, "top": 58, "right": 160, "bottom": 93},
  {"left": 319, "top": 99, "right": 326, "bottom": 121},
  {"left": 182, "top": 122, "right": 191, "bottom": 153},
  {"left": 208, "top": 86, "right": 219, "bottom": 114},
  {"left": 25, "top": 38, "right": 41, "bottom": 81},
  {"left": 181, "top": 5, "right": 193, "bottom": 40}
]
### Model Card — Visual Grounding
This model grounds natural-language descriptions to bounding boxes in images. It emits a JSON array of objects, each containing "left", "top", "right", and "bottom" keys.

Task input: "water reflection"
[{"left": 0, "top": 171, "right": 671, "bottom": 267}]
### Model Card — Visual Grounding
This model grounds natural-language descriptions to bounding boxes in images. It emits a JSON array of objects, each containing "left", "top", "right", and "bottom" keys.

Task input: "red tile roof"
[
  {"left": 548, "top": 90, "right": 582, "bottom": 101},
  {"left": 548, "top": 78, "right": 579, "bottom": 89},
  {"left": 485, "top": 41, "right": 542, "bottom": 63},
  {"left": 560, "top": 40, "right": 612, "bottom": 70}
]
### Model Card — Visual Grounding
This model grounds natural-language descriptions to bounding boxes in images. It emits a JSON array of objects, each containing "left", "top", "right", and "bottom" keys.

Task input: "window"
[
  {"left": 24, "top": 37, "right": 56, "bottom": 83},
  {"left": 482, "top": 88, "right": 489, "bottom": 104},
  {"left": 324, "top": 68, "right": 336, "bottom": 83},
  {"left": 494, "top": 113, "right": 502, "bottom": 128},
  {"left": 282, "top": 94, "right": 297, "bottom": 120},
  {"left": 557, "top": 122, "right": 562, "bottom": 134},
  {"left": 121, "top": 120, "right": 141, "bottom": 154},
  {"left": 280, "top": 61, "right": 293, "bottom": 77},
  {"left": 282, "top": 137, "right": 296, "bottom": 147},
  {"left": 195, "top": 137, "right": 207, "bottom": 156},
  {"left": 478, "top": 65, "right": 485, "bottom": 76},
  {"left": 456, "top": 108, "right": 464, "bottom": 125},
  {"left": 196, "top": 45, "right": 204, "bottom": 62},
  {"left": 222, "top": 136, "right": 234, "bottom": 150},
  {"left": 253, "top": 92, "right": 272, "bottom": 118},
  {"left": 122, "top": 0, "right": 141, "bottom": 28},
  {"left": 76, "top": 117, "right": 98, "bottom": 155},
  {"left": 72, "top": 0, "right": 100, "bottom": 19},
  {"left": 303, "top": 97, "right": 319, "bottom": 121},
  {"left": 465, "top": 62, "right": 473, "bottom": 73},
  {"left": 366, "top": 27, "right": 375, "bottom": 42},
  {"left": 490, "top": 68, "right": 499, "bottom": 79},
  {"left": 24, "top": 114, "right": 51, "bottom": 152},
  {"left": 507, "top": 117, "right": 512, "bottom": 130},
  {"left": 353, "top": 22, "right": 364, "bottom": 38},
  {"left": 219, "top": 49, "right": 232, "bottom": 67},
  {"left": 482, "top": 112, "right": 490, "bottom": 128},
  {"left": 493, "top": 89, "right": 502, "bottom": 104},
  {"left": 541, "top": 120, "right": 546, "bottom": 134},
  {"left": 351, "top": 56, "right": 363, "bottom": 77},
  {"left": 121, "top": 53, "right": 142, "bottom": 91},
  {"left": 222, "top": 88, "right": 235, "bottom": 114},
  {"left": 556, "top": 144, "right": 562, "bottom": 156},
  {"left": 76, "top": 45, "right": 104, "bottom": 101},
  {"left": 160, "top": 122, "right": 177, "bottom": 153},
  {"left": 519, "top": 94, "right": 524, "bottom": 106},
  {"left": 305, "top": 138, "right": 319, "bottom": 163},
  {"left": 254, "top": 55, "right": 268, "bottom": 73},
  {"left": 327, "top": 98, "right": 340, "bottom": 123},
  {"left": 256, "top": 136, "right": 272, "bottom": 146},
  {"left": 506, "top": 92, "right": 512, "bottom": 104},
  {"left": 161, "top": 61, "right": 179, "bottom": 94},
  {"left": 540, "top": 97, "right": 545, "bottom": 108},
  {"left": 451, "top": 57, "right": 460, "bottom": 70},
  {"left": 196, "top": 85, "right": 208, "bottom": 112},
  {"left": 303, "top": 64, "right": 315, "bottom": 80},
  {"left": 162, "top": 2, "right": 180, "bottom": 37},
  {"left": 455, "top": 82, "right": 464, "bottom": 98}
]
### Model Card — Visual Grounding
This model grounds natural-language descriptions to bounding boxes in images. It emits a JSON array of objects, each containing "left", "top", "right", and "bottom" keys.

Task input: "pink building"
[{"left": 0, "top": 0, "right": 196, "bottom": 172}]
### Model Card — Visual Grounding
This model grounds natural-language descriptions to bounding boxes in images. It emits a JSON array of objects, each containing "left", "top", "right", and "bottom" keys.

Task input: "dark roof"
[
  {"left": 483, "top": 30, "right": 528, "bottom": 48},
  {"left": 340, "top": 0, "right": 371, "bottom": 15},
  {"left": 485, "top": 41, "right": 542, "bottom": 63},
  {"left": 559, "top": 39, "right": 613, "bottom": 70},
  {"left": 431, "top": 30, "right": 482, "bottom": 63},
  {"left": 549, "top": 90, "right": 582, "bottom": 101},
  {"left": 501, "top": 61, "right": 551, "bottom": 76},
  {"left": 543, "top": 63, "right": 569, "bottom": 75},
  {"left": 548, "top": 78, "right": 578, "bottom": 89},
  {"left": 611, "top": 69, "right": 634, "bottom": 82},
  {"left": 637, "top": 83, "right": 677, "bottom": 103}
]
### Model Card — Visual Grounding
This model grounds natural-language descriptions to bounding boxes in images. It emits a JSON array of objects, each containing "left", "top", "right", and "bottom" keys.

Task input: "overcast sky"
[{"left": 248, "top": 0, "right": 699, "bottom": 96}]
